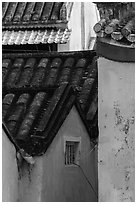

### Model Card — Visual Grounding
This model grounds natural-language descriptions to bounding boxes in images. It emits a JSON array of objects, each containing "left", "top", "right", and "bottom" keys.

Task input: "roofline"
[
  {"left": 2, "top": 21, "right": 68, "bottom": 31},
  {"left": 2, "top": 122, "right": 20, "bottom": 151},
  {"left": 3, "top": 86, "right": 59, "bottom": 96},
  {"left": 37, "top": 85, "right": 93, "bottom": 156},
  {"left": 75, "top": 99, "right": 92, "bottom": 138},
  {"left": 3, "top": 50, "right": 97, "bottom": 59},
  {"left": 3, "top": 84, "right": 96, "bottom": 156}
]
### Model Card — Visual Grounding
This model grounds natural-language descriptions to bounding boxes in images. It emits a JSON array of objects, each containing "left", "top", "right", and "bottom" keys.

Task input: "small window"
[{"left": 65, "top": 141, "right": 80, "bottom": 166}]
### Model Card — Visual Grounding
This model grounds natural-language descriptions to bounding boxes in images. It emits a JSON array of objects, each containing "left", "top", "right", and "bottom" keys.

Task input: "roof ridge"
[
  {"left": 2, "top": 50, "right": 96, "bottom": 59},
  {"left": 32, "top": 85, "right": 92, "bottom": 155}
]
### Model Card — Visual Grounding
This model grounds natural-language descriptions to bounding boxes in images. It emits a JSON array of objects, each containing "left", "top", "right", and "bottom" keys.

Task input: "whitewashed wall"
[
  {"left": 2, "top": 130, "right": 19, "bottom": 201},
  {"left": 98, "top": 57, "right": 135, "bottom": 201},
  {"left": 17, "top": 107, "right": 98, "bottom": 202},
  {"left": 58, "top": 2, "right": 99, "bottom": 52}
]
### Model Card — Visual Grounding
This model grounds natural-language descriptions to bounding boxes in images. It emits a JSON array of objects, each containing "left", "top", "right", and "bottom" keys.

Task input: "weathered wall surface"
[
  {"left": 18, "top": 157, "right": 44, "bottom": 202},
  {"left": 41, "top": 106, "right": 98, "bottom": 202},
  {"left": 2, "top": 130, "right": 19, "bottom": 202},
  {"left": 2, "top": 130, "right": 44, "bottom": 202},
  {"left": 98, "top": 57, "right": 135, "bottom": 202},
  {"left": 18, "top": 106, "right": 98, "bottom": 202}
]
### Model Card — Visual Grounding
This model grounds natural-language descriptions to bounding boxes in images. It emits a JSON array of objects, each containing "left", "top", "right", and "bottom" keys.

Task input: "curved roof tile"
[
  {"left": 3, "top": 50, "right": 98, "bottom": 156},
  {"left": 2, "top": 2, "right": 67, "bottom": 29}
]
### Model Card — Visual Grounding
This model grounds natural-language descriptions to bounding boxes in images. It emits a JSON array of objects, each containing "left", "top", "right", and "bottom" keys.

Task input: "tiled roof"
[
  {"left": 2, "top": 2, "right": 71, "bottom": 45},
  {"left": 94, "top": 2, "right": 135, "bottom": 44},
  {"left": 2, "top": 29, "right": 71, "bottom": 45},
  {"left": 2, "top": 50, "right": 98, "bottom": 156},
  {"left": 2, "top": 2, "right": 67, "bottom": 29}
]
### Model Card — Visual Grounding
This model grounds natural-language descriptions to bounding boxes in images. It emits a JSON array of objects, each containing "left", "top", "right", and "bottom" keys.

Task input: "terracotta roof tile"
[
  {"left": 3, "top": 2, "right": 67, "bottom": 29},
  {"left": 41, "top": 3, "right": 53, "bottom": 21},
  {"left": 2, "top": 93, "right": 15, "bottom": 120},
  {"left": 2, "top": 2, "right": 70, "bottom": 45},
  {"left": 2, "top": 58, "right": 11, "bottom": 82},
  {"left": 17, "top": 92, "right": 47, "bottom": 140},
  {"left": 13, "top": 2, "right": 26, "bottom": 22},
  {"left": 2, "top": 2, "right": 9, "bottom": 19},
  {"left": 4, "top": 2, "right": 18, "bottom": 23},
  {"left": 3, "top": 50, "right": 98, "bottom": 156}
]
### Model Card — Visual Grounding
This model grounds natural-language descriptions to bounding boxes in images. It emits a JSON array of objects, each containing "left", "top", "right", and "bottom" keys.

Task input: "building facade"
[
  {"left": 2, "top": 2, "right": 99, "bottom": 201},
  {"left": 95, "top": 2, "right": 135, "bottom": 201},
  {"left": 2, "top": 2, "right": 135, "bottom": 202}
]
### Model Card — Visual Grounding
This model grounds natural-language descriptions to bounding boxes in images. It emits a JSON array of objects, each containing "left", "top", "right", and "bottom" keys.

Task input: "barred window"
[{"left": 65, "top": 141, "right": 80, "bottom": 165}]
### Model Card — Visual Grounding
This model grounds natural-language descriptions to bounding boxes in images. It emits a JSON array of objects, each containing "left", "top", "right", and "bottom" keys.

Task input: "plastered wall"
[
  {"left": 18, "top": 157, "right": 44, "bottom": 202},
  {"left": 66, "top": 2, "right": 82, "bottom": 51},
  {"left": 41, "top": 106, "right": 98, "bottom": 202},
  {"left": 58, "top": 2, "right": 99, "bottom": 52},
  {"left": 2, "top": 130, "right": 18, "bottom": 202},
  {"left": 17, "top": 106, "right": 98, "bottom": 202},
  {"left": 98, "top": 57, "right": 135, "bottom": 202},
  {"left": 83, "top": 2, "right": 99, "bottom": 49},
  {"left": 58, "top": 2, "right": 82, "bottom": 52}
]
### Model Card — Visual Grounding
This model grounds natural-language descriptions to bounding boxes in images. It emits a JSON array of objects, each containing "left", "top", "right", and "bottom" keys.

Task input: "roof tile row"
[
  {"left": 2, "top": 29, "right": 71, "bottom": 45},
  {"left": 3, "top": 2, "right": 67, "bottom": 29},
  {"left": 3, "top": 52, "right": 97, "bottom": 90},
  {"left": 3, "top": 51, "right": 98, "bottom": 155}
]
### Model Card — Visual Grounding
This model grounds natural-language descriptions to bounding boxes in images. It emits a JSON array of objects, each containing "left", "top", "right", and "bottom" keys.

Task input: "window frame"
[{"left": 64, "top": 136, "right": 81, "bottom": 167}]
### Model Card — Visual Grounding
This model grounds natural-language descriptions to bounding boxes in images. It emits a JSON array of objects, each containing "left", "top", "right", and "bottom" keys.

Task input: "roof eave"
[{"left": 2, "top": 21, "right": 68, "bottom": 31}]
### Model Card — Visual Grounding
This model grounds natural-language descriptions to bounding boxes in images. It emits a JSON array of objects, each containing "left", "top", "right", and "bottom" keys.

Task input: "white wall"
[
  {"left": 18, "top": 157, "right": 44, "bottom": 202},
  {"left": 2, "top": 130, "right": 19, "bottom": 202},
  {"left": 58, "top": 2, "right": 99, "bottom": 52},
  {"left": 67, "top": 2, "right": 82, "bottom": 51},
  {"left": 84, "top": 2, "right": 99, "bottom": 49},
  {"left": 41, "top": 106, "right": 98, "bottom": 202},
  {"left": 98, "top": 57, "right": 135, "bottom": 201},
  {"left": 18, "top": 106, "right": 98, "bottom": 202}
]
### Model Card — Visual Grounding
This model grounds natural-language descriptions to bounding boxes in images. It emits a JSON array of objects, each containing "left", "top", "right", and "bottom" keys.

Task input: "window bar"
[
  {"left": 70, "top": 144, "right": 72, "bottom": 164},
  {"left": 72, "top": 144, "right": 75, "bottom": 164},
  {"left": 68, "top": 144, "right": 70, "bottom": 164},
  {"left": 67, "top": 143, "right": 69, "bottom": 165}
]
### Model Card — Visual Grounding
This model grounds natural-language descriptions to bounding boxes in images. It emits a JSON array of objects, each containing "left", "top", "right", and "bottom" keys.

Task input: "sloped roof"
[
  {"left": 2, "top": 50, "right": 98, "bottom": 156},
  {"left": 2, "top": 2, "right": 71, "bottom": 45},
  {"left": 2, "top": 2, "right": 67, "bottom": 29}
]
